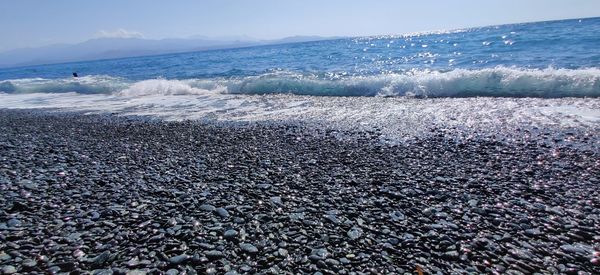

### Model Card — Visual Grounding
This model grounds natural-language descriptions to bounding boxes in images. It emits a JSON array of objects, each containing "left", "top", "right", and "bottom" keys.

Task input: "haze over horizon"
[{"left": 1, "top": 0, "right": 599, "bottom": 53}]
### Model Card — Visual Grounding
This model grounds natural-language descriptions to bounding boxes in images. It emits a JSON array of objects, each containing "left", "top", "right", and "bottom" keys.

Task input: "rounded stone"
[
  {"left": 22, "top": 258, "right": 37, "bottom": 268},
  {"left": 347, "top": 226, "right": 363, "bottom": 240},
  {"left": 2, "top": 265, "right": 17, "bottom": 274},
  {"left": 216, "top": 208, "right": 229, "bottom": 218},
  {"left": 200, "top": 204, "right": 216, "bottom": 212},
  {"left": 239, "top": 243, "right": 259, "bottom": 254},
  {"left": 169, "top": 254, "right": 190, "bottom": 265},
  {"left": 205, "top": 250, "right": 224, "bottom": 260},
  {"left": 224, "top": 229, "right": 238, "bottom": 240}
]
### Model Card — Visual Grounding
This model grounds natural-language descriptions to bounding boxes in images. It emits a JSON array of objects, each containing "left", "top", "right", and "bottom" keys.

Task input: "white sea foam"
[
  {"left": 118, "top": 79, "right": 223, "bottom": 96},
  {"left": 1, "top": 67, "right": 599, "bottom": 98},
  {"left": 1, "top": 67, "right": 599, "bottom": 139},
  {"left": 1, "top": 91, "right": 598, "bottom": 139}
]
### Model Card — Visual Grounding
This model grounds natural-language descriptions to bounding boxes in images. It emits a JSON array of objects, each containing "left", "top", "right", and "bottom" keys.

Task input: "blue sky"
[{"left": 0, "top": 0, "right": 598, "bottom": 52}]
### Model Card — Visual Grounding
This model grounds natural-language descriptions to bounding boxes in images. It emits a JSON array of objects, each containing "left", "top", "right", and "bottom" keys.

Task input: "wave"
[
  {"left": 118, "top": 79, "right": 223, "bottom": 96},
  {"left": 0, "top": 76, "right": 129, "bottom": 94},
  {"left": 1, "top": 67, "right": 599, "bottom": 98}
]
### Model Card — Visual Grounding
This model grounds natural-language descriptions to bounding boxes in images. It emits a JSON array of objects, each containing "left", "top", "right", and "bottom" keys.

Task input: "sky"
[{"left": 0, "top": 0, "right": 599, "bottom": 52}]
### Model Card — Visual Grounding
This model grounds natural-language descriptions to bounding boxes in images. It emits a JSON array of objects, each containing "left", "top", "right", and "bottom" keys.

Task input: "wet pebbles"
[{"left": 0, "top": 109, "right": 599, "bottom": 274}]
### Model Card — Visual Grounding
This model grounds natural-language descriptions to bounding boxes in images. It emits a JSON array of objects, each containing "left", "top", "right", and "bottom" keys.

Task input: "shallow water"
[
  {"left": 0, "top": 17, "right": 599, "bottom": 139},
  {"left": 2, "top": 92, "right": 598, "bottom": 141}
]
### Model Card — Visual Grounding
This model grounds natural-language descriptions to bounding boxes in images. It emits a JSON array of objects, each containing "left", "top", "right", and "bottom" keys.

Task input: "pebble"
[
  {"left": 0, "top": 253, "right": 12, "bottom": 261},
  {"left": 443, "top": 251, "right": 460, "bottom": 260},
  {"left": 256, "top": 184, "right": 271, "bottom": 190},
  {"left": 270, "top": 196, "right": 283, "bottom": 206},
  {"left": 200, "top": 204, "right": 216, "bottom": 212},
  {"left": 223, "top": 229, "right": 238, "bottom": 240},
  {"left": 91, "top": 211, "right": 101, "bottom": 220},
  {"left": 1, "top": 265, "right": 17, "bottom": 274},
  {"left": 310, "top": 248, "right": 330, "bottom": 261},
  {"left": 239, "top": 243, "right": 259, "bottom": 254},
  {"left": 7, "top": 219, "right": 21, "bottom": 227},
  {"left": 389, "top": 211, "right": 405, "bottom": 221},
  {"left": 73, "top": 250, "right": 86, "bottom": 258},
  {"left": 278, "top": 248, "right": 289, "bottom": 257},
  {"left": 168, "top": 254, "right": 190, "bottom": 265},
  {"left": 525, "top": 228, "right": 542, "bottom": 236},
  {"left": 93, "top": 269, "right": 114, "bottom": 275},
  {"left": 93, "top": 251, "right": 111, "bottom": 266},
  {"left": 126, "top": 257, "right": 140, "bottom": 267},
  {"left": 215, "top": 208, "right": 229, "bottom": 218},
  {"left": 205, "top": 250, "right": 224, "bottom": 260},
  {"left": 22, "top": 258, "right": 37, "bottom": 268},
  {"left": 347, "top": 226, "right": 363, "bottom": 240},
  {"left": 325, "top": 258, "right": 340, "bottom": 266}
]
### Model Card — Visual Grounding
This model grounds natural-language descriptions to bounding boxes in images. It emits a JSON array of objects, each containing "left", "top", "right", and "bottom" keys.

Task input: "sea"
[{"left": 1, "top": 17, "right": 599, "bottom": 139}]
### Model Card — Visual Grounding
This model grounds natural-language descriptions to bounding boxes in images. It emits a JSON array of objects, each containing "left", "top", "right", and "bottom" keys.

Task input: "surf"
[{"left": 1, "top": 67, "right": 599, "bottom": 98}]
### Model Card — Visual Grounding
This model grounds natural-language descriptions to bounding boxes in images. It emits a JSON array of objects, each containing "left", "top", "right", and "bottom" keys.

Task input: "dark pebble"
[
  {"left": 239, "top": 243, "right": 259, "bottom": 254},
  {"left": 169, "top": 254, "right": 190, "bottom": 265},
  {"left": 215, "top": 208, "right": 229, "bottom": 218},
  {"left": 224, "top": 229, "right": 238, "bottom": 240},
  {"left": 1, "top": 265, "right": 17, "bottom": 274},
  {"left": 205, "top": 250, "right": 224, "bottom": 260},
  {"left": 200, "top": 204, "right": 216, "bottom": 212},
  {"left": 0, "top": 110, "right": 598, "bottom": 274}
]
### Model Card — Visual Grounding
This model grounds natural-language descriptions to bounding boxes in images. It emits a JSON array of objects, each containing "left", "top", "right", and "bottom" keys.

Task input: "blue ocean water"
[{"left": 0, "top": 17, "right": 599, "bottom": 98}]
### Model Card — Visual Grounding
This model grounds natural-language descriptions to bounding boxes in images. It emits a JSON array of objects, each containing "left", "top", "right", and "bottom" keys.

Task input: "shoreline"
[
  {"left": 1, "top": 93, "right": 599, "bottom": 142},
  {"left": 0, "top": 109, "right": 598, "bottom": 274}
]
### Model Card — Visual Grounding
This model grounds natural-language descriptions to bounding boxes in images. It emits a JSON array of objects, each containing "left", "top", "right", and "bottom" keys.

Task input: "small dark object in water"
[{"left": 72, "top": 72, "right": 78, "bottom": 77}]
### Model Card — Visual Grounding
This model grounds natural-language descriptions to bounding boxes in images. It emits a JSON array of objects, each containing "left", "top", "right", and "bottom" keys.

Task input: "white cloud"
[{"left": 95, "top": 28, "right": 145, "bottom": 39}]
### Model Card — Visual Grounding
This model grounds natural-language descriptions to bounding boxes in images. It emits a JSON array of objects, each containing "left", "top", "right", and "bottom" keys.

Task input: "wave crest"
[
  {"left": 0, "top": 76, "right": 128, "bottom": 94},
  {"left": 221, "top": 68, "right": 600, "bottom": 97},
  {"left": 1, "top": 67, "right": 599, "bottom": 98},
  {"left": 118, "top": 79, "right": 221, "bottom": 96}
]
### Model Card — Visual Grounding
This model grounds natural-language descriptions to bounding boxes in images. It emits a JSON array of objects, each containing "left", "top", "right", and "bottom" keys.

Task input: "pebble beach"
[{"left": 1, "top": 109, "right": 599, "bottom": 274}]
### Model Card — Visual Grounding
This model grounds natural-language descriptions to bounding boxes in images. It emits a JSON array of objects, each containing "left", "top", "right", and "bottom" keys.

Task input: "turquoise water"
[{"left": 0, "top": 17, "right": 599, "bottom": 98}]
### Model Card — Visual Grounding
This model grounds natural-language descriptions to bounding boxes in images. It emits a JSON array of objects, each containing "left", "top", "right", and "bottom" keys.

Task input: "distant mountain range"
[{"left": 0, "top": 35, "right": 341, "bottom": 68}]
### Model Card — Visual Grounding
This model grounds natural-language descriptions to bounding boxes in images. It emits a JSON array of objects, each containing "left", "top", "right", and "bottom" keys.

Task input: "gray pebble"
[
  {"left": 224, "top": 229, "right": 238, "bottom": 240},
  {"left": 7, "top": 218, "right": 21, "bottom": 227},
  {"left": 239, "top": 243, "right": 258, "bottom": 254},
  {"left": 200, "top": 204, "right": 216, "bottom": 212},
  {"left": 169, "top": 254, "right": 190, "bottom": 265},
  {"left": 205, "top": 250, "right": 224, "bottom": 260},
  {"left": 1, "top": 265, "right": 17, "bottom": 274},
  {"left": 347, "top": 226, "right": 363, "bottom": 240},
  {"left": 216, "top": 207, "right": 229, "bottom": 218}
]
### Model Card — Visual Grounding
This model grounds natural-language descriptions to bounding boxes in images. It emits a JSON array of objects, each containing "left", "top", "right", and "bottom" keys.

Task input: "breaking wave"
[
  {"left": 1, "top": 67, "right": 599, "bottom": 98},
  {"left": 0, "top": 76, "right": 128, "bottom": 94}
]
